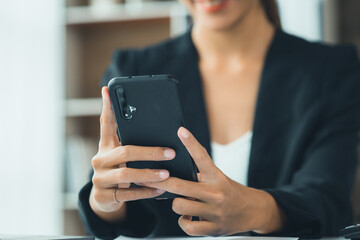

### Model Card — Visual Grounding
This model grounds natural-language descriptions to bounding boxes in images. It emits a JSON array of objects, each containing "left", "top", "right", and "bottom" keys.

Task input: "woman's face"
[{"left": 180, "top": 0, "right": 261, "bottom": 31}]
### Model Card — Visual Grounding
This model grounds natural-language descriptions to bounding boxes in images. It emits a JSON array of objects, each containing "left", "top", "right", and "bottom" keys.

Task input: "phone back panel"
[{"left": 108, "top": 75, "right": 198, "bottom": 198}]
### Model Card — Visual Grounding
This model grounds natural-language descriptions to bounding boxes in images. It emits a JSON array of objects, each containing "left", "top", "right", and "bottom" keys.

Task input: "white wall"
[
  {"left": 277, "top": 0, "right": 323, "bottom": 41},
  {"left": 0, "top": 0, "right": 64, "bottom": 235}
]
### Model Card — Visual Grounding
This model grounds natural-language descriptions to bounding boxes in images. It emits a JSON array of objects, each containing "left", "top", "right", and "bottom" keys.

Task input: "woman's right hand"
[{"left": 89, "top": 87, "right": 176, "bottom": 222}]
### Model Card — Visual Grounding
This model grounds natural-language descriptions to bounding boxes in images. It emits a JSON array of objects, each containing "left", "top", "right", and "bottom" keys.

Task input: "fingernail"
[
  {"left": 164, "top": 149, "right": 175, "bottom": 159},
  {"left": 180, "top": 128, "right": 190, "bottom": 138},
  {"left": 159, "top": 170, "right": 169, "bottom": 179},
  {"left": 102, "top": 87, "right": 108, "bottom": 105},
  {"left": 101, "top": 88, "right": 105, "bottom": 102},
  {"left": 157, "top": 189, "right": 165, "bottom": 194}
]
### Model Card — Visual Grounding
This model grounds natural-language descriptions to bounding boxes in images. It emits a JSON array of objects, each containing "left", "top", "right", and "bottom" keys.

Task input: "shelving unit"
[
  {"left": 63, "top": 0, "right": 188, "bottom": 235},
  {"left": 66, "top": 1, "right": 184, "bottom": 26},
  {"left": 66, "top": 98, "right": 102, "bottom": 117}
]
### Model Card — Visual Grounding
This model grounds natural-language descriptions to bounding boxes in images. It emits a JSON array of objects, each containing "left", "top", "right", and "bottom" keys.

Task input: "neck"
[{"left": 191, "top": 3, "right": 275, "bottom": 65}]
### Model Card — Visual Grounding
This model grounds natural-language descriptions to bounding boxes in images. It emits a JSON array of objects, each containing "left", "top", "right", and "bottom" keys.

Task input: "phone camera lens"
[{"left": 116, "top": 87, "right": 132, "bottom": 120}]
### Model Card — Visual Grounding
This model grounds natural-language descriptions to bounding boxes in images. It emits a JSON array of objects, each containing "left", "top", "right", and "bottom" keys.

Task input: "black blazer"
[{"left": 78, "top": 28, "right": 360, "bottom": 239}]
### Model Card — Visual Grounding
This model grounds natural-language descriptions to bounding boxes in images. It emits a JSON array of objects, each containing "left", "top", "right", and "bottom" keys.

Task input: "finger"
[
  {"left": 142, "top": 177, "right": 212, "bottom": 202},
  {"left": 94, "top": 187, "right": 165, "bottom": 204},
  {"left": 101, "top": 145, "right": 175, "bottom": 168},
  {"left": 178, "top": 215, "right": 220, "bottom": 236},
  {"left": 95, "top": 168, "right": 170, "bottom": 188},
  {"left": 177, "top": 127, "right": 214, "bottom": 176},
  {"left": 117, "top": 183, "right": 131, "bottom": 189},
  {"left": 172, "top": 198, "right": 215, "bottom": 220},
  {"left": 115, "top": 187, "right": 165, "bottom": 202},
  {"left": 99, "top": 87, "right": 120, "bottom": 151}
]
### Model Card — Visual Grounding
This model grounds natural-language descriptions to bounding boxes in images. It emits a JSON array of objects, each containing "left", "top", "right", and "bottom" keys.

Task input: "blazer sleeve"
[
  {"left": 264, "top": 46, "right": 360, "bottom": 237},
  {"left": 78, "top": 50, "right": 158, "bottom": 239}
]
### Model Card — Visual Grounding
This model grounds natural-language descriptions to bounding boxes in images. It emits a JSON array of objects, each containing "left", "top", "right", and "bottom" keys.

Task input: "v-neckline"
[
  {"left": 212, "top": 130, "right": 253, "bottom": 148},
  {"left": 185, "top": 27, "right": 281, "bottom": 162}
]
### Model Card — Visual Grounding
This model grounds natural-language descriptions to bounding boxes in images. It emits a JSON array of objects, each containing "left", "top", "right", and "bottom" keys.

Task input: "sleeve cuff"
[{"left": 261, "top": 188, "right": 323, "bottom": 238}]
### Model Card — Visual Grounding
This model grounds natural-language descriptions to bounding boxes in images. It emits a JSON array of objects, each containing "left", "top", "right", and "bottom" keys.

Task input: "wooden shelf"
[
  {"left": 63, "top": 1, "right": 185, "bottom": 234},
  {"left": 66, "top": 98, "right": 102, "bottom": 117},
  {"left": 66, "top": 1, "right": 185, "bottom": 25}
]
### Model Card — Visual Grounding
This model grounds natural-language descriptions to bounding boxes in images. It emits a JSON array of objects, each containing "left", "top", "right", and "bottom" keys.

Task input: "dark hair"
[{"left": 260, "top": 0, "right": 282, "bottom": 28}]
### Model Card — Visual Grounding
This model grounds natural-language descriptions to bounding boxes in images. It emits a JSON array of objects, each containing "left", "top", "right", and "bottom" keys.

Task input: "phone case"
[{"left": 108, "top": 74, "right": 198, "bottom": 199}]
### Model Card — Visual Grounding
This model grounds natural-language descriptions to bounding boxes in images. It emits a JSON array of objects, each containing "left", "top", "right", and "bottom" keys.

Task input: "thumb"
[
  {"left": 99, "top": 87, "right": 120, "bottom": 151},
  {"left": 178, "top": 127, "right": 216, "bottom": 178}
]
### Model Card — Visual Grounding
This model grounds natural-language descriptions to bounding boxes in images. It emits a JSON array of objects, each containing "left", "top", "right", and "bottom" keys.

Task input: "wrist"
[{"left": 248, "top": 188, "right": 286, "bottom": 234}]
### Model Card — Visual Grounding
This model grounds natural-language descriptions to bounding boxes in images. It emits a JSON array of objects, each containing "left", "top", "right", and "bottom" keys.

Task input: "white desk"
[{"left": 114, "top": 236, "right": 343, "bottom": 240}]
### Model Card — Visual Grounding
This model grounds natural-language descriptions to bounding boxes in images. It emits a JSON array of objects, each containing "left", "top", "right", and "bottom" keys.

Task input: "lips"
[{"left": 194, "top": 0, "right": 230, "bottom": 13}]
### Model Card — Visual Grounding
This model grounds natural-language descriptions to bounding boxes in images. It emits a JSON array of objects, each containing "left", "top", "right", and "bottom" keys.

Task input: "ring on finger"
[{"left": 113, "top": 188, "right": 120, "bottom": 204}]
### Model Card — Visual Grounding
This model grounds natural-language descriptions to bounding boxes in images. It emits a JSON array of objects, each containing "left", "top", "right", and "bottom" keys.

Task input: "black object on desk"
[{"left": 339, "top": 224, "right": 360, "bottom": 240}]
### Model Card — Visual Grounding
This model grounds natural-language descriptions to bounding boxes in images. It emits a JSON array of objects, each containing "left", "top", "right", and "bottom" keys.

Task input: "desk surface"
[
  {"left": 114, "top": 236, "right": 344, "bottom": 240},
  {"left": 0, "top": 236, "right": 345, "bottom": 240},
  {"left": 0, "top": 236, "right": 93, "bottom": 240}
]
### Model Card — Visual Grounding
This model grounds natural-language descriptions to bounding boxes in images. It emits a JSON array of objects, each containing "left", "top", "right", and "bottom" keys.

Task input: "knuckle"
[
  {"left": 92, "top": 174, "right": 101, "bottom": 186},
  {"left": 214, "top": 208, "right": 224, "bottom": 220},
  {"left": 200, "top": 146, "right": 208, "bottom": 158},
  {"left": 209, "top": 189, "right": 225, "bottom": 204},
  {"left": 173, "top": 180, "right": 183, "bottom": 192},
  {"left": 92, "top": 189, "right": 103, "bottom": 203},
  {"left": 119, "top": 146, "right": 130, "bottom": 159},
  {"left": 91, "top": 154, "right": 102, "bottom": 169},
  {"left": 184, "top": 224, "right": 195, "bottom": 236},
  {"left": 192, "top": 151, "right": 201, "bottom": 160},
  {"left": 172, "top": 198, "right": 183, "bottom": 213},
  {"left": 214, "top": 191, "right": 226, "bottom": 203},
  {"left": 144, "top": 169, "right": 157, "bottom": 180},
  {"left": 194, "top": 147, "right": 207, "bottom": 160},
  {"left": 116, "top": 168, "right": 128, "bottom": 181},
  {"left": 146, "top": 148, "right": 159, "bottom": 160},
  {"left": 151, "top": 149, "right": 158, "bottom": 160}
]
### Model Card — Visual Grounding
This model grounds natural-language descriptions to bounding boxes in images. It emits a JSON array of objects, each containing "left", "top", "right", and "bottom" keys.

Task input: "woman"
[{"left": 78, "top": 0, "right": 360, "bottom": 239}]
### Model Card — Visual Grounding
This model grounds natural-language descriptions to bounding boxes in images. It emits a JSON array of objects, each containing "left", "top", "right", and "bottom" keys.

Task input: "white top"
[{"left": 211, "top": 131, "right": 253, "bottom": 186}]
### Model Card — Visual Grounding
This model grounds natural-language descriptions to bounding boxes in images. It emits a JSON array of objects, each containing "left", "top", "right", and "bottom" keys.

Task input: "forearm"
[{"left": 89, "top": 187, "right": 127, "bottom": 223}]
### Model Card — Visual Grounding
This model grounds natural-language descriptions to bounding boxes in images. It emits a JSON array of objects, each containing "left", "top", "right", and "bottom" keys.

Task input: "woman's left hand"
[{"left": 141, "top": 127, "right": 285, "bottom": 236}]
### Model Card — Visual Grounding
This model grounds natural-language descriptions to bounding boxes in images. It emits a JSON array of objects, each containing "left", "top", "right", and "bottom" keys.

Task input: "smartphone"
[{"left": 108, "top": 74, "right": 198, "bottom": 199}]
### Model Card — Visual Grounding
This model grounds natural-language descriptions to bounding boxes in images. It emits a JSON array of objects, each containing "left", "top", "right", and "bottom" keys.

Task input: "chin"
[{"left": 196, "top": 14, "right": 244, "bottom": 32}]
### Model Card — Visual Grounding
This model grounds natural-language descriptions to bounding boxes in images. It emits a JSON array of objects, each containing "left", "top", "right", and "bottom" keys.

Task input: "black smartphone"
[{"left": 108, "top": 74, "right": 198, "bottom": 199}]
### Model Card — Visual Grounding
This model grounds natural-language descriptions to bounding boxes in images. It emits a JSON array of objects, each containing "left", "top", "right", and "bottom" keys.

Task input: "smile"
[{"left": 194, "top": 0, "right": 230, "bottom": 12}]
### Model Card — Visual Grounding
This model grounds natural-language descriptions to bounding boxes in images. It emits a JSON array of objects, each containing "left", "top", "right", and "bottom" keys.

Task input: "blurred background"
[{"left": 0, "top": 0, "right": 359, "bottom": 236}]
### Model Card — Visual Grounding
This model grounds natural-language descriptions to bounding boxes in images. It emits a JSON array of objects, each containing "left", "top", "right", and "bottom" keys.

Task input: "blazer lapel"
[
  {"left": 247, "top": 30, "right": 297, "bottom": 188},
  {"left": 167, "top": 30, "right": 212, "bottom": 157}
]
